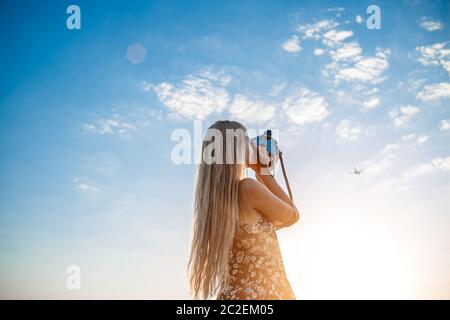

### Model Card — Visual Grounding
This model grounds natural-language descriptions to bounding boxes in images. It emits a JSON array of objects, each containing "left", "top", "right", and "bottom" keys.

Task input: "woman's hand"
[
  {"left": 248, "top": 162, "right": 262, "bottom": 174},
  {"left": 247, "top": 145, "right": 268, "bottom": 174}
]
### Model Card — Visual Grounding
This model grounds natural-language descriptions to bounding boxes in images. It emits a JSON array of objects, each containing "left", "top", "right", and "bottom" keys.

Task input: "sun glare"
[{"left": 285, "top": 223, "right": 412, "bottom": 299}]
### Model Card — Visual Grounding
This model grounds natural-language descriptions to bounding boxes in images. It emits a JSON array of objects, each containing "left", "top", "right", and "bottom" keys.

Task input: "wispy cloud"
[
  {"left": 329, "top": 42, "right": 362, "bottom": 61},
  {"left": 362, "top": 96, "right": 380, "bottom": 109},
  {"left": 82, "top": 155, "right": 121, "bottom": 176},
  {"left": 296, "top": 16, "right": 390, "bottom": 110},
  {"left": 400, "top": 133, "right": 429, "bottom": 145},
  {"left": 401, "top": 134, "right": 416, "bottom": 141},
  {"left": 228, "top": 94, "right": 275, "bottom": 124},
  {"left": 282, "top": 35, "right": 302, "bottom": 53},
  {"left": 298, "top": 18, "right": 353, "bottom": 48},
  {"left": 72, "top": 178, "right": 100, "bottom": 196},
  {"left": 269, "top": 82, "right": 287, "bottom": 96},
  {"left": 416, "top": 42, "right": 450, "bottom": 76},
  {"left": 407, "top": 78, "right": 427, "bottom": 93},
  {"left": 420, "top": 17, "right": 444, "bottom": 32},
  {"left": 389, "top": 105, "right": 421, "bottom": 127},
  {"left": 326, "top": 48, "right": 390, "bottom": 84},
  {"left": 83, "top": 115, "right": 138, "bottom": 137},
  {"left": 314, "top": 48, "right": 325, "bottom": 56},
  {"left": 325, "top": 7, "right": 345, "bottom": 16},
  {"left": 362, "top": 136, "right": 446, "bottom": 185},
  {"left": 333, "top": 87, "right": 381, "bottom": 110},
  {"left": 363, "top": 143, "right": 399, "bottom": 176},
  {"left": 381, "top": 143, "right": 400, "bottom": 156},
  {"left": 297, "top": 19, "right": 339, "bottom": 40},
  {"left": 322, "top": 29, "right": 353, "bottom": 47},
  {"left": 283, "top": 87, "right": 329, "bottom": 125},
  {"left": 335, "top": 119, "right": 366, "bottom": 142},
  {"left": 151, "top": 69, "right": 230, "bottom": 120},
  {"left": 362, "top": 136, "right": 430, "bottom": 179},
  {"left": 416, "top": 82, "right": 450, "bottom": 102},
  {"left": 416, "top": 134, "right": 429, "bottom": 144},
  {"left": 299, "top": 17, "right": 390, "bottom": 85},
  {"left": 439, "top": 119, "right": 450, "bottom": 131},
  {"left": 77, "top": 183, "right": 100, "bottom": 195},
  {"left": 404, "top": 157, "right": 450, "bottom": 177}
]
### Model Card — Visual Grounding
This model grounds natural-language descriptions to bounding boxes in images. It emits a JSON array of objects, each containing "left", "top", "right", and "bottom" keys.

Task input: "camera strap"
[{"left": 278, "top": 152, "right": 293, "bottom": 202}]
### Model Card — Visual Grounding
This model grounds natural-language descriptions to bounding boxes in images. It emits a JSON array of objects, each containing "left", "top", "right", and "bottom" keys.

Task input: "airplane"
[{"left": 352, "top": 168, "right": 363, "bottom": 175}]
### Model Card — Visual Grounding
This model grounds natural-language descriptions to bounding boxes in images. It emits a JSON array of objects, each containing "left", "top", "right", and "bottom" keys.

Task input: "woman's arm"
[
  {"left": 241, "top": 174, "right": 299, "bottom": 227},
  {"left": 256, "top": 173, "right": 291, "bottom": 204},
  {"left": 255, "top": 173, "right": 299, "bottom": 229}
]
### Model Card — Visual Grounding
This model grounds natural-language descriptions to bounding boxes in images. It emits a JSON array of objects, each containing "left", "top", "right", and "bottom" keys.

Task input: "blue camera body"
[{"left": 251, "top": 130, "right": 279, "bottom": 173}]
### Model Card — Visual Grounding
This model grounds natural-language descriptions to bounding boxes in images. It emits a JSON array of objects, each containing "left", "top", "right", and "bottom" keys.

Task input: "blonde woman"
[{"left": 188, "top": 120, "right": 299, "bottom": 300}]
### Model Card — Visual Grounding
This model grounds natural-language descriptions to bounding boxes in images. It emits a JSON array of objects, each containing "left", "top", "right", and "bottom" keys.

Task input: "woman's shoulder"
[
  {"left": 238, "top": 177, "right": 261, "bottom": 193},
  {"left": 238, "top": 177, "right": 268, "bottom": 203}
]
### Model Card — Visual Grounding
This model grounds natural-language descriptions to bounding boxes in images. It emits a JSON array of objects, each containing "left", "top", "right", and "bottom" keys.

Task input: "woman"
[{"left": 188, "top": 120, "right": 299, "bottom": 300}]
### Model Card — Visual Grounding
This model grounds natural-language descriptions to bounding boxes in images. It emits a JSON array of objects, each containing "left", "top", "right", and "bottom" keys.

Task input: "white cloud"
[
  {"left": 416, "top": 82, "right": 450, "bottom": 102},
  {"left": 330, "top": 48, "right": 390, "bottom": 84},
  {"left": 416, "top": 134, "right": 429, "bottom": 144},
  {"left": 228, "top": 94, "right": 275, "bottom": 124},
  {"left": 362, "top": 96, "right": 380, "bottom": 109},
  {"left": 404, "top": 156, "right": 450, "bottom": 177},
  {"left": 73, "top": 178, "right": 100, "bottom": 196},
  {"left": 335, "top": 119, "right": 365, "bottom": 142},
  {"left": 329, "top": 42, "right": 362, "bottom": 61},
  {"left": 77, "top": 183, "right": 100, "bottom": 195},
  {"left": 83, "top": 115, "right": 137, "bottom": 137},
  {"left": 404, "top": 163, "right": 435, "bottom": 177},
  {"left": 420, "top": 17, "right": 444, "bottom": 32},
  {"left": 295, "top": 21, "right": 390, "bottom": 109},
  {"left": 355, "top": 15, "right": 363, "bottom": 24},
  {"left": 416, "top": 42, "right": 450, "bottom": 75},
  {"left": 140, "top": 80, "right": 153, "bottom": 91},
  {"left": 440, "top": 119, "right": 450, "bottom": 131},
  {"left": 297, "top": 19, "right": 389, "bottom": 104},
  {"left": 401, "top": 134, "right": 416, "bottom": 141},
  {"left": 364, "top": 143, "right": 398, "bottom": 176},
  {"left": 326, "top": 7, "right": 345, "bottom": 15},
  {"left": 297, "top": 19, "right": 339, "bottom": 40},
  {"left": 269, "top": 83, "right": 286, "bottom": 96},
  {"left": 389, "top": 105, "right": 421, "bottom": 127},
  {"left": 332, "top": 87, "right": 381, "bottom": 110},
  {"left": 408, "top": 78, "right": 427, "bottom": 92},
  {"left": 433, "top": 157, "right": 450, "bottom": 171},
  {"left": 324, "top": 47, "right": 390, "bottom": 88},
  {"left": 364, "top": 160, "right": 391, "bottom": 176},
  {"left": 398, "top": 133, "right": 428, "bottom": 145},
  {"left": 82, "top": 155, "right": 121, "bottom": 176},
  {"left": 363, "top": 142, "right": 420, "bottom": 177},
  {"left": 152, "top": 70, "right": 230, "bottom": 120},
  {"left": 82, "top": 105, "right": 164, "bottom": 138},
  {"left": 282, "top": 35, "right": 302, "bottom": 53},
  {"left": 381, "top": 143, "right": 400, "bottom": 156},
  {"left": 314, "top": 48, "right": 325, "bottom": 56},
  {"left": 361, "top": 137, "right": 438, "bottom": 181},
  {"left": 322, "top": 30, "right": 353, "bottom": 47},
  {"left": 197, "top": 68, "right": 232, "bottom": 86},
  {"left": 283, "top": 88, "right": 329, "bottom": 125},
  {"left": 149, "top": 67, "right": 283, "bottom": 123}
]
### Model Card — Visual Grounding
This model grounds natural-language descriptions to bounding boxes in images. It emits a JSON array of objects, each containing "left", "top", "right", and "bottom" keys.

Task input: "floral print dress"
[{"left": 217, "top": 217, "right": 296, "bottom": 300}]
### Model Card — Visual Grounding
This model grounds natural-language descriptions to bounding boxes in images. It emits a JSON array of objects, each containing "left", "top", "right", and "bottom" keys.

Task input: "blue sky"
[{"left": 0, "top": 0, "right": 449, "bottom": 298}]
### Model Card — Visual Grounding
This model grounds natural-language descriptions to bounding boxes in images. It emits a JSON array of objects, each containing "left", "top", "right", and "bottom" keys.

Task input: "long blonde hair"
[{"left": 188, "top": 120, "right": 248, "bottom": 299}]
